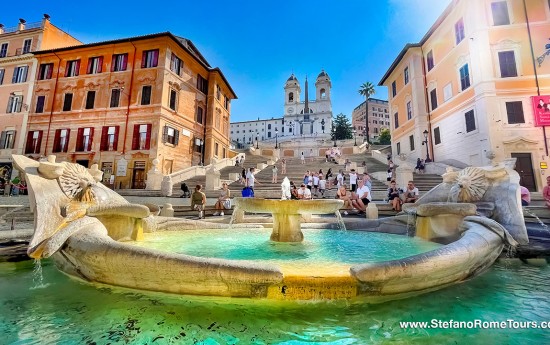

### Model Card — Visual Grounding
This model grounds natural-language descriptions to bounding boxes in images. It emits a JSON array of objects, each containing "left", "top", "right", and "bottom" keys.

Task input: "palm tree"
[{"left": 358, "top": 82, "right": 375, "bottom": 144}]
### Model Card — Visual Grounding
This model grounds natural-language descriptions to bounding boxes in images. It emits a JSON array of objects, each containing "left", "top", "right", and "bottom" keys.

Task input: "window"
[
  {"left": 169, "top": 89, "right": 177, "bottom": 111},
  {"left": 407, "top": 101, "right": 412, "bottom": 120},
  {"left": 224, "top": 96, "right": 230, "bottom": 109},
  {"left": 443, "top": 83, "right": 453, "bottom": 101},
  {"left": 25, "top": 130, "right": 43, "bottom": 154},
  {"left": 53, "top": 129, "right": 70, "bottom": 153},
  {"left": 434, "top": 127, "right": 441, "bottom": 145},
  {"left": 409, "top": 135, "right": 415, "bottom": 151},
  {"left": 404, "top": 67, "right": 409, "bottom": 85},
  {"left": 320, "top": 88, "right": 326, "bottom": 99},
  {"left": 100, "top": 126, "right": 119, "bottom": 151},
  {"left": 38, "top": 63, "right": 53, "bottom": 80},
  {"left": 197, "top": 74, "right": 208, "bottom": 94},
  {"left": 0, "top": 69, "right": 4, "bottom": 84},
  {"left": 491, "top": 1, "right": 510, "bottom": 26},
  {"left": 427, "top": 50, "right": 434, "bottom": 71},
  {"left": 459, "top": 64, "right": 470, "bottom": 91},
  {"left": 288, "top": 92, "right": 294, "bottom": 102},
  {"left": 12, "top": 66, "right": 28, "bottom": 83},
  {"left": 85, "top": 91, "right": 96, "bottom": 109},
  {"left": 268, "top": 132, "right": 271, "bottom": 138},
  {"left": 430, "top": 88, "right": 438, "bottom": 110},
  {"left": 87, "top": 56, "right": 103, "bottom": 74},
  {"left": 394, "top": 112, "right": 399, "bottom": 129},
  {"left": 110, "top": 89, "right": 121, "bottom": 108},
  {"left": 374, "top": 128, "right": 378, "bottom": 134},
  {"left": 465, "top": 110, "right": 476, "bottom": 132},
  {"left": 214, "top": 142, "right": 219, "bottom": 156},
  {"left": 498, "top": 51, "right": 517, "bottom": 77},
  {"left": 268, "top": 124, "right": 272, "bottom": 130},
  {"left": 22, "top": 39, "right": 32, "bottom": 54},
  {"left": 63, "top": 93, "right": 73, "bottom": 111},
  {"left": 0, "top": 43, "right": 7, "bottom": 58},
  {"left": 391, "top": 81, "right": 397, "bottom": 97},
  {"left": 162, "top": 126, "right": 179, "bottom": 145},
  {"left": 0, "top": 130, "right": 16, "bottom": 149},
  {"left": 216, "top": 85, "right": 221, "bottom": 100},
  {"left": 455, "top": 18, "right": 465, "bottom": 44},
  {"left": 142, "top": 49, "right": 159, "bottom": 68},
  {"left": 132, "top": 124, "right": 152, "bottom": 150},
  {"left": 112, "top": 53, "right": 128, "bottom": 72},
  {"left": 141, "top": 86, "right": 152, "bottom": 105},
  {"left": 35, "top": 95, "right": 45, "bottom": 113},
  {"left": 196, "top": 107, "right": 204, "bottom": 124},
  {"left": 6, "top": 95, "right": 23, "bottom": 113},
  {"left": 65, "top": 60, "right": 80, "bottom": 77},
  {"left": 76, "top": 127, "right": 94, "bottom": 152},
  {"left": 170, "top": 53, "right": 182, "bottom": 75},
  {"left": 396, "top": 142, "right": 401, "bottom": 155},
  {"left": 506, "top": 101, "right": 525, "bottom": 124}
]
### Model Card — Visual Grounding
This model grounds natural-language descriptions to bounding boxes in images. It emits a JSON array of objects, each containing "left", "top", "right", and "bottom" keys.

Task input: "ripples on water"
[{"left": 1, "top": 258, "right": 549, "bottom": 344}]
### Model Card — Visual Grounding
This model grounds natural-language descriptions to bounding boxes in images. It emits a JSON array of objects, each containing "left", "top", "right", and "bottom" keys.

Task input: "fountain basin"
[{"left": 233, "top": 198, "right": 344, "bottom": 242}]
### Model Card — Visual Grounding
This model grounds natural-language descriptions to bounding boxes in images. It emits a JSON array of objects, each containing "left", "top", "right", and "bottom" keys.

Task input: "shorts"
[
  {"left": 361, "top": 198, "right": 370, "bottom": 205},
  {"left": 313, "top": 185, "right": 318, "bottom": 189},
  {"left": 351, "top": 184, "right": 357, "bottom": 192},
  {"left": 193, "top": 204, "right": 204, "bottom": 211}
]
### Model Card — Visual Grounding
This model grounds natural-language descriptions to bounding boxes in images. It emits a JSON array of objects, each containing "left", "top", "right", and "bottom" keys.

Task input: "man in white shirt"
[
  {"left": 297, "top": 184, "right": 312, "bottom": 199},
  {"left": 349, "top": 169, "right": 358, "bottom": 192},
  {"left": 246, "top": 167, "right": 259, "bottom": 192},
  {"left": 337, "top": 170, "right": 344, "bottom": 188},
  {"left": 353, "top": 179, "right": 371, "bottom": 212},
  {"left": 318, "top": 175, "right": 326, "bottom": 198},
  {"left": 312, "top": 173, "right": 320, "bottom": 197},
  {"left": 404, "top": 181, "right": 419, "bottom": 203}
]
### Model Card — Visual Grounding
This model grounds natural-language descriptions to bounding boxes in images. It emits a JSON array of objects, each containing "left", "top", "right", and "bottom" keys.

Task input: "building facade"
[
  {"left": 230, "top": 71, "right": 333, "bottom": 146},
  {"left": 27, "top": 32, "right": 235, "bottom": 189},
  {"left": 0, "top": 15, "right": 81, "bottom": 179},
  {"left": 352, "top": 98, "right": 390, "bottom": 142},
  {"left": 379, "top": 0, "right": 550, "bottom": 192}
]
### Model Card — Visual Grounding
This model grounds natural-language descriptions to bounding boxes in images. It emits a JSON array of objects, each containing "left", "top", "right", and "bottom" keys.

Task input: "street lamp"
[
  {"left": 332, "top": 124, "right": 337, "bottom": 147},
  {"left": 321, "top": 118, "right": 326, "bottom": 133},
  {"left": 275, "top": 128, "right": 279, "bottom": 149},
  {"left": 353, "top": 128, "right": 357, "bottom": 146},
  {"left": 422, "top": 129, "right": 431, "bottom": 162}
]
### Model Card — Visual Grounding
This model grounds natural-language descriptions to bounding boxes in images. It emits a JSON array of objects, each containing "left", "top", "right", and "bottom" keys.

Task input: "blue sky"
[{"left": 2, "top": 0, "right": 449, "bottom": 122}]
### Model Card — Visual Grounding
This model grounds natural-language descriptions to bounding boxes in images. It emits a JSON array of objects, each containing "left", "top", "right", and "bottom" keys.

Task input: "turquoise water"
[
  {"left": 131, "top": 229, "right": 442, "bottom": 275},
  {"left": 1, "top": 260, "right": 549, "bottom": 344}
]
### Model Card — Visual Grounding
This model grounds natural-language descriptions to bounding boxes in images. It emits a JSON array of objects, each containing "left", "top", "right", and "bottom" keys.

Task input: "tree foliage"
[
  {"left": 378, "top": 128, "right": 391, "bottom": 145},
  {"left": 331, "top": 113, "right": 353, "bottom": 140},
  {"left": 358, "top": 82, "right": 376, "bottom": 143}
]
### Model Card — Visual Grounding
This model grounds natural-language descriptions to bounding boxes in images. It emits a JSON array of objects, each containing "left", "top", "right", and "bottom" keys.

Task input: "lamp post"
[
  {"left": 332, "top": 124, "right": 337, "bottom": 147},
  {"left": 275, "top": 128, "right": 279, "bottom": 149},
  {"left": 255, "top": 132, "right": 259, "bottom": 149},
  {"left": 353, "top": 128, "right": 357, "bottom": 146},
  {"left": 422, "top": 129, "right": 431, "bottom": 162},
  {"left": 321, "top": 118, "right": 325, "bottom": 133}
]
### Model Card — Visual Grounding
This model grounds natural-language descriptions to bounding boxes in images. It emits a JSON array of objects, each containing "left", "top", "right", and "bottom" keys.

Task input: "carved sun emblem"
[
  {"left": 58, "top": 163, "right": 97, "bottom": 202},
  {"left": 453, "top": 167, "right": 489, "bottom": 202}
]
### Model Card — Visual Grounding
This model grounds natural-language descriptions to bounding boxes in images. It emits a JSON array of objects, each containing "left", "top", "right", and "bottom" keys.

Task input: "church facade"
[{"left": 230, "top": 71, "right": 333, "bottom": 146}]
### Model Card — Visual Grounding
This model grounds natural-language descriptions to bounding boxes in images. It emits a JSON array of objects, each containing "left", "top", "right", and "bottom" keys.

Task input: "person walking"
[
  {"left": 301, "top": 151, "right": 305, "bottom": 164},
  {"left": 349, "top": 169, "right": 358, "bottom": 192},
  {"left": 326, "top": 168, "right": 333, "bottom": 190},
  {"left": 281, "top": 158, "right": 287, "bottom": 174},
  {"left": 191, "top": 184, "right": 206, "bottom": 219},
  {"left": 271, "top": 165, "right": 278, "bottom": 183}
]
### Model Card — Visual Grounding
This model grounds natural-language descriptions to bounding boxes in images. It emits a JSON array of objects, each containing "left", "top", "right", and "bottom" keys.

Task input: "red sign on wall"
[{"left": 532, "top": 96, "right": 550, "bottom": 127}]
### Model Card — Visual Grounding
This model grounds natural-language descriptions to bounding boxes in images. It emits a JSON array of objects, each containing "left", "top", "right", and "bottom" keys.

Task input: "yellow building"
[
  {"left": 28, "top": 32, "right": 236, "bottom": 189},
  {"left": 380, "top": 0, "right": 550, "bottom": 192},
  {"left": 0, "top": 15, "right": 81, "bottom": 179}
]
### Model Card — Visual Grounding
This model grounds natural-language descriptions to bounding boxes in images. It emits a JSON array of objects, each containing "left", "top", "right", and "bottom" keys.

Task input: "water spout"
[{"left": 334, "top": 210, "right": 346, "bottom": 231}]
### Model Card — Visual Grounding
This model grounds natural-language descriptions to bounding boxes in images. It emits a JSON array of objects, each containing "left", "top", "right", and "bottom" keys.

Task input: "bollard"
[
  {"left": 160, "top": 203, "right": 174, "bottom": 217},
  {"left": 366, "top": 203, "right": 378, "bottom": 219}
]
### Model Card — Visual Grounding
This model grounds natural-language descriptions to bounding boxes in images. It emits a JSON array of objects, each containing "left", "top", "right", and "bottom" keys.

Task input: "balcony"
[{"left": 1, "top": 21, "right": 42, "bottom": 34}]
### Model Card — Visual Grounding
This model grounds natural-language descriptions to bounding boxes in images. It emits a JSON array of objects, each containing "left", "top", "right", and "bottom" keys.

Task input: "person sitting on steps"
[
  {"left": 213, "top": 182, "right": 231, "bottom": 216},
  {"left": 191, "top": 184, "right": 206, "bottom": 219},
  {"left": 180, "top": 183, "right": 190, "bottom": 198}
]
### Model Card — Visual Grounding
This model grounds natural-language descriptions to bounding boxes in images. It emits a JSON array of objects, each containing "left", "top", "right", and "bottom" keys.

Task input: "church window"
[
  {"left": 289, "top": 92, "right": 294, "bottom": 102},
  {"left": 320, "top": 88, "right": 326, "bottom": 99}
]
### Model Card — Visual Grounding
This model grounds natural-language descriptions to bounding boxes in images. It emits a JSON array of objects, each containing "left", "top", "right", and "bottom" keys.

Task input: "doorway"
[
  {"left": 76, "top": 159, "right": 89, "bottom": 168},
  {"left": 132, "top": 161, "right": 146, "bottom": 189},
  {"left": 511, "top": 153, "right": 536, "bottom": 191}
]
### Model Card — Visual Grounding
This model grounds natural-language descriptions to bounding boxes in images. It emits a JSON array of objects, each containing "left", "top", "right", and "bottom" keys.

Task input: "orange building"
[
  {"left": 0, "top": 15, "right": 81, "bottom": 179},
  {"left": 27, "top": 32, "right": 235, "bottom": 189},
  {"left": 351, "top": 98, "right": 389, "bottom": 142},
  {"left": 380, "top": 0, "right": 550, "bottom": 192}
]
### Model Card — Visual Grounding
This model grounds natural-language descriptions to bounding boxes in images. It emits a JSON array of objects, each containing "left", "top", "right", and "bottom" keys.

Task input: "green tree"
[
  {"left": 331, "top": 113, "right": 353, "bottom": 141},
  {"left": 378, "top": 128, "right": 391, "bottom": 145},
  {"left": 358, "top": 82, "right": 376, "bottom": 144}
]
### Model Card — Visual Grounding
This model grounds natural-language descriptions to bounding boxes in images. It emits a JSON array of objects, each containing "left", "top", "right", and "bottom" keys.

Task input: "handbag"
[
  {"left": 242, "top": 187, "right": 254, "bottom": 198},
  {"left": 223, "top": 199, "right": 232, "bottom": 209}
]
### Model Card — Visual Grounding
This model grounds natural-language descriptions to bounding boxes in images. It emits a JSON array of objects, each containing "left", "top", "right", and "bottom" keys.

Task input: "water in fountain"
[
  {"left": 523, "top": 208, "right": 549, "bottom": 230},
  {"left": 405, "top": 210, "right": 416, "bottom": 237},
  {"left": 30, "top": 259, "right": 48, "bottom": 290},
  {"left": 334, "top": 210, "right": 346, "bottom": 231}
]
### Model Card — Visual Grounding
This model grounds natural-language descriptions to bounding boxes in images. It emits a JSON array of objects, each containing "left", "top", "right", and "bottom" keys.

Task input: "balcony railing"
[{"left": 1, "top": 21, "right": 43, "bottom": 34}]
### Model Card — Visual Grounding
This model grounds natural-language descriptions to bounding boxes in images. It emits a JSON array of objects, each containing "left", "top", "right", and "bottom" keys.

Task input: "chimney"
[
  {"left": 42, "top": 14, "right": 50, "bottom": 27},
  {"left": 17, "top": 18, "right": 26, "bottom": 31},
  {"left": 0, "top": 24, "right": 4, "bottom": 35}
]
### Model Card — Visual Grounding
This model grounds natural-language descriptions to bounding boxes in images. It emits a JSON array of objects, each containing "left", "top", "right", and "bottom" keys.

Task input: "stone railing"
[
  {"left": 371, "top": 150, "right": 389, "bottom": 165},
  {"left": 159, "top": 154, "right": 245, "bottom": 196}
]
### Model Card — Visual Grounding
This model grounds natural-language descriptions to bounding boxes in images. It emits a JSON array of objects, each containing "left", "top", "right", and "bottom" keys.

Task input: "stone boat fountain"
[{"left": 13, "top": 155, "right": 526, "bottom": 301}]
